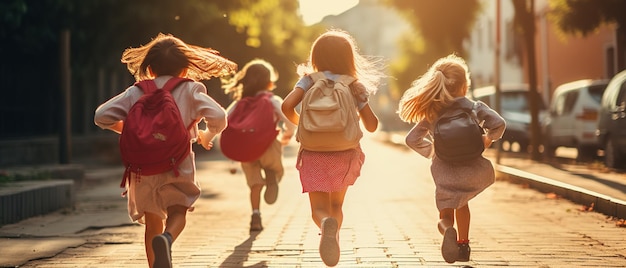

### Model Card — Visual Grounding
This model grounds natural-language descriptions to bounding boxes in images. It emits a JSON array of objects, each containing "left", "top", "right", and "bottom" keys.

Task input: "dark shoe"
[
  {"left": 152, "top": 234, "right": 172, "bottom": 268},
  {"left": 250, "top": 213, "right": 263, "bottom": 232},
  {"left": 441, "top": 227, "right": 459, "bottom": 263},
  {"left": 264, "top": 176, "right": 278, "bottom": 204},
  {"left": 319, "top": 217, "right": 340, "bottom": 267},
  {"left": 458, "top": 243, "right": 471, "bottom": 262}
]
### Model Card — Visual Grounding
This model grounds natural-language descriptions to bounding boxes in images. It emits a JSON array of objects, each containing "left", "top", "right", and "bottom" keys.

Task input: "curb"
[
  {"left": 496, "top": 165, "right": 626, "bottom": 219},
  {"left": 0, "top": 180, "right": 75, "bottom": 226}
]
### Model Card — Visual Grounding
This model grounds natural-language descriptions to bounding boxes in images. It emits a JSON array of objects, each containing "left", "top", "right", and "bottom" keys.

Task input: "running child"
[
  {"left": 281, "top": 29, "right": 383, "bottom": 267},
  {"left": 94, "top": 33, "right": 237, "bottom": 268},
  {"left": 397, "top": 54, "right": 506, "bottom": 263}
]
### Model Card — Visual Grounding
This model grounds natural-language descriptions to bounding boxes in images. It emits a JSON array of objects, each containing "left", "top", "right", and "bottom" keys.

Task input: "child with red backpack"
[
  {"left": 94, "top": 33, "right": 236, "bottom": 268},
  {"left": 281, "top": 29, "right": 384, "bottom": 267},
  {"left": 220, "top": 59, "right": 296, "bottom": 232}
]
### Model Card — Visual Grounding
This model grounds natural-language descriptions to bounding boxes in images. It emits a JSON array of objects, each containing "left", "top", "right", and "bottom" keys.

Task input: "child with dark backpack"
[
  {"left": 282, "top": 29, "right": 383, "bottom": 267},
  {"left": 94, "top": 33, "right": 237, "bottom": 268},
  {"left": 397, "top": 54, "right": 506, "bottom": 264},
  {"left": 220, "top": 59, "right": 296, "bottom": 232}
]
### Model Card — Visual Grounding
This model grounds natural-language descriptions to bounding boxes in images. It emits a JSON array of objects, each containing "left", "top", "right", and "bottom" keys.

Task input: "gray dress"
[{"left": 405, "top": 97, "right": 506, "bottom": 210}]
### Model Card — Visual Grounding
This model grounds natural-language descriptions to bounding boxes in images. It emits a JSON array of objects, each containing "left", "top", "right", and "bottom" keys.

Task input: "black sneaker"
[
  {"left": 152, "top": 234, "right": 172, "bottom": 268},
  {"left": 458, "top": 243, "right": 471, "bottom": 262},
  {"left": 250, "top": 213, "right": 263, "bottom": 232}
]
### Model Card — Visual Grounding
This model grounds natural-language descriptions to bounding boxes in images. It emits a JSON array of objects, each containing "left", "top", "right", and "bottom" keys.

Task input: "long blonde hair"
[
  {"left": 297, "top": 29, "right": 383, "bottom": 95},
  {"left": 398, "top": 54, "right": 471, "bottom": 123}
]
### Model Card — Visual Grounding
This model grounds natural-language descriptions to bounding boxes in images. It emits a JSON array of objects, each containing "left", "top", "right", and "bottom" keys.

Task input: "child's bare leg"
[
  {"left": 308, "top": 191, "right": 331, "bottom": 228},
  {"left": 250, "top": 184, "right": 263, "bottom": 211},
  {"left": 456, "top": 204, "right": 470, "bottom": 241},
  {"left": 329, "top": 189, "right": 348, "bottom": 229},
  {"left": 144, "top": 212, "right": 165, "bottom": 267},
  {"left": 438, "top": 208, "right": 455, "bottom": 235},
  {"left": 164, "top": 205, "right": 188, "bottom": 241},
  {"left": 439, "top": 208, "right": 459, "bottom": 263}
]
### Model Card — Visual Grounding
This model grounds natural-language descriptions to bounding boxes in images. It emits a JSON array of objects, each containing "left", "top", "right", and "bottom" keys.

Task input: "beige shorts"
[{"left": 241, "top": 139, "right": 284, "bottom": 187}]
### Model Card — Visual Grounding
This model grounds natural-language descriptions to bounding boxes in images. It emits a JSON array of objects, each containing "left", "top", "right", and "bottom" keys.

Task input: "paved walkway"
[{"left": 2, "top": 135, "right": 626, "bottom": 267}]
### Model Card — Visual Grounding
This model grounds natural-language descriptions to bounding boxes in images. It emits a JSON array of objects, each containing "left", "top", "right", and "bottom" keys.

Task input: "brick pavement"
[{"left": 8, "top": 136, "right": 626, "bottom": 267}]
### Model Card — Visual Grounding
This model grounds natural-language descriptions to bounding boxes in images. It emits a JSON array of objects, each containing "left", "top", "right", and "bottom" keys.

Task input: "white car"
[{"left": 543, "top": 79, "right": 609, "bottom": 160}]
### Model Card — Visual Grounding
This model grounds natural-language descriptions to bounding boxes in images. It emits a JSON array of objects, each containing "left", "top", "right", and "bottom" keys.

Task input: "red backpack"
[
  {"left": 220, "top": 92, "right": 279, "bottom": 162},
  {"left": 119, "top": 77, "right": 193, "bottom": 189}
]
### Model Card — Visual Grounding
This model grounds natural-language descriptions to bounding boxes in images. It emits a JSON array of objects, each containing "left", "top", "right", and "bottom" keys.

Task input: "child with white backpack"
[{"left": 281, "top": 29, "right": 384, "bottom": 267}]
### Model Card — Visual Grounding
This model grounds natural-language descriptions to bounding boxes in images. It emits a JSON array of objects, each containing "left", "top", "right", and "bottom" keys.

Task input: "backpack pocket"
[{"left": 302, "top": 92, "right": 347, "bottom": 132}]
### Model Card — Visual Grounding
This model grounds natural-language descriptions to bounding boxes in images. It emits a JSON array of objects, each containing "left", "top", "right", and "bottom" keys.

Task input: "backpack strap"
[
  {"left": 309, "top": 72, "right": 326, "bottom": 82},
  {"left": 337, "top": 74, "right": 356, "bottom": 86},
  {"left": 134, "top": 80, "right": 158, "bottom": 94}
]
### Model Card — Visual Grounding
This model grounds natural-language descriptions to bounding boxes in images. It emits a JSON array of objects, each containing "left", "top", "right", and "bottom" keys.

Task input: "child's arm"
[
  {"left": 281, "top": 87, "right": 304, "bottom": 125},
  {"left": 271, "top": 95, "right": 296, "bottom": 145},
  {"left": 358, "top": 103, "right": 379, "bottom": 132},
  {"left": 192, "top": 83, "right": 227, "bottom": 150},
  {"left": 405, "top": 121, "right": 434, "bottom": 159},
  {"left": 94, "top": 86, "right": 135, "bottom": 134}
]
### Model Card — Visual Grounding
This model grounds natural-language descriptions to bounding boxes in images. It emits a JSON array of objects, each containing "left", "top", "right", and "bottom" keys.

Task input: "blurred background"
[{"left": 1, "top": 0, "right": 624, "bottom": 168}]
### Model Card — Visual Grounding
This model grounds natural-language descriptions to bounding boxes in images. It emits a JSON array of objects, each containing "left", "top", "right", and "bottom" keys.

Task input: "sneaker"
[
  {"left": 319, "top": 217, "right": 340, "bottom": 267},
  {"left": 264, "top": 176, "right": 278, "bottom": 204},
  {"left": 441, "top": 227, "right": 459, "bottom": 263},
  {"left": 152, "top": 234, "right": 172, "bottom": 268},
  {"left": 457, "top": 243, "right": 471, "bottom": 262},
  {"left": 250, "top": 213, "right": 263, "bottom": 232}
]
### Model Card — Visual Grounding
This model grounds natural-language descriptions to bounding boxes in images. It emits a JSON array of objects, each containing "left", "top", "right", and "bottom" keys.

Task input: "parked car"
[
  {"left": 470, "top": 84, "right": 547, "bottom": 152},
  {"left": 597, "top": 70, "right": 626, "bottom": 169},
  {"left": 542, "top": 79, "right": 609, "bottom": 160}
]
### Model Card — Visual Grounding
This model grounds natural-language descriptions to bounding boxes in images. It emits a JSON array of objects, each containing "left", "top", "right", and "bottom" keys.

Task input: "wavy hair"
[
  {"left": 297, "top": 29, "right": 384, "bottom": 95},
  {"left": 398, "top": 54, "right": 471, "bottom": 123},
  {"left": 222, "top": 59, "right": 278, "bottom": 101},
  {"left": 121, "top": 33, "right": 237, "bottom": 81}
]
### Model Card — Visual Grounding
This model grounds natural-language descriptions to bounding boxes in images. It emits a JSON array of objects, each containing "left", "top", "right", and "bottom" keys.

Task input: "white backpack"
[{"left": 297, "top": 72, "right": 363, "bottom": 151}]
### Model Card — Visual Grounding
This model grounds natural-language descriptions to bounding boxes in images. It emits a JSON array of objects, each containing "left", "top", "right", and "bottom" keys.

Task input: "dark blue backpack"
[{"left": 433, "top": 98, "right": 485, "bottom": 162}]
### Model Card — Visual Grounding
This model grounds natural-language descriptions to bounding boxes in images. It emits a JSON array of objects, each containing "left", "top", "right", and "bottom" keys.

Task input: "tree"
[
  {"left": 512, "top": 0, "right": 542, "bottom": 160},
  {"left": 384, "top": 0, "right": 481, "bottom": 95},
  {"left": 548, "top": 0, "right": 626, "bottom": 72},
  {"left": 0, "top": 0, "right": 315, "bottom": 139}
]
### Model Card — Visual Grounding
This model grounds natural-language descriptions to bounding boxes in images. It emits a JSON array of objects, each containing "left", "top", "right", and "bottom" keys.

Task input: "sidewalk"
[{"left": 1, "top": 134, "right": 626, "bottom": 267}]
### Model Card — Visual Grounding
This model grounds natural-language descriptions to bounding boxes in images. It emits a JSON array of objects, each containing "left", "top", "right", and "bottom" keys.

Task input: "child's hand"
[
  {"left": 201, "top": 141, "right": 214, "bottom": 150},
  {"left": 198, "top": 129, "right": 215, "bottom": 150},
  {"left": 483, "top": 135, "right": 493, "bottom": 149}
]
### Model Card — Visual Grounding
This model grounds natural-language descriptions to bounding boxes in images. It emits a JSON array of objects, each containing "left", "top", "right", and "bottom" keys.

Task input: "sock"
[
  {"left": 252, "top": 209, "right": 260, "bottom": 215},
  {"left": 457, "top": 239, "right": 470, "bottom": 245}
]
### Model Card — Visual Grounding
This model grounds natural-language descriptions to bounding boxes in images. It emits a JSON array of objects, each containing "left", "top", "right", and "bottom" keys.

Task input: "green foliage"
[
  {"left": 0, "top": 0, "right": 316, "bottom": 138},
  {"left": 383, "top": 0, "right": 480, "bottom": 96},
  {"left": 0, "top": 170, "right": 51, "bottom": 185},
  {"left": 548, "top": 0, "right": 626, "bottom": 36}
]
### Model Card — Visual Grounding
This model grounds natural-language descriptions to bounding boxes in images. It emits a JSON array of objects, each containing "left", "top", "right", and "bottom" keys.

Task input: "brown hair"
[
  {"left": 297, "top": 29, "right": 384, "bottom": 95},
  {"left": 121, "top": 33, "right": 237, "bottom": 81},
  {"left": 222, "top": 59, "right": 278, "bottom": 100}
]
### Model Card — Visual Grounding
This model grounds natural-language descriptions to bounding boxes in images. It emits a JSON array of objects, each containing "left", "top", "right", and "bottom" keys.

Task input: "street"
[{"left": 11, "top": 134, "right": 626, "bottom": 267}]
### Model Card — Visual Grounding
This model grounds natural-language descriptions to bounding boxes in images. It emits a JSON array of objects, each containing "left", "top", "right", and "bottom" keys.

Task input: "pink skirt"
[{"left": 296, "top": 146, "right": 365, "bottom": 193}]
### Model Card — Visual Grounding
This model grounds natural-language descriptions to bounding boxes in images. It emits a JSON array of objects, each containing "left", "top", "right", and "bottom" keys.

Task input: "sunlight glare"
[{"left": 298, "top": 0, "right": 359, "bottom": 25}]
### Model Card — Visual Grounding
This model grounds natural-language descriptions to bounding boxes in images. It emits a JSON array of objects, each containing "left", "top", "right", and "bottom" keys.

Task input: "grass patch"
[{"left": 0, "top": 170, "right": 52, "bottom": 185}]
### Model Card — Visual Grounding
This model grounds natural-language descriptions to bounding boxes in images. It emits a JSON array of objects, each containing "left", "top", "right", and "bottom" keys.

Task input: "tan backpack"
[{"left": 297, "top": 72, "right": 363, "bottom": 151}]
